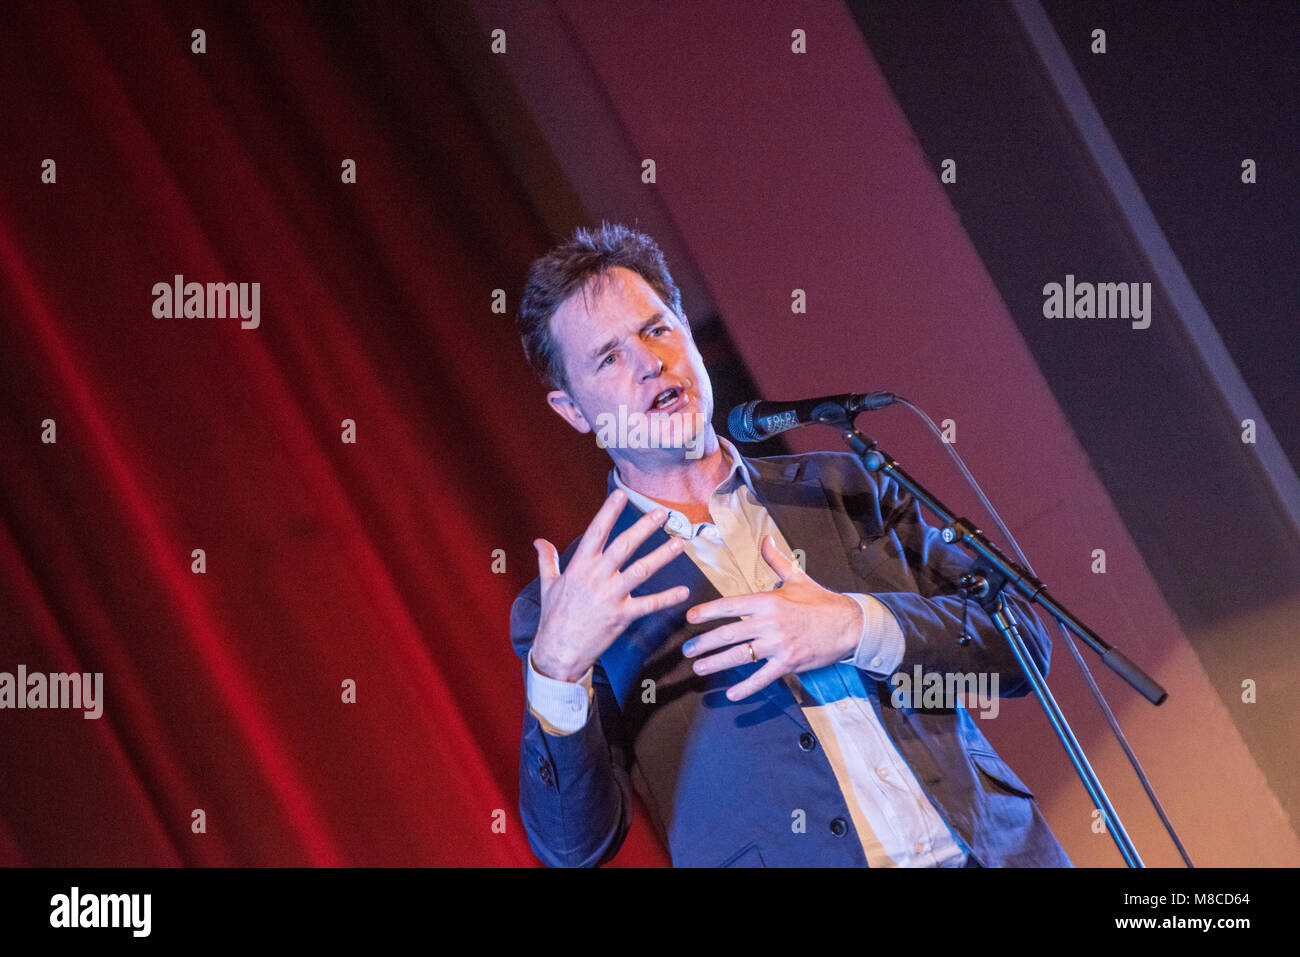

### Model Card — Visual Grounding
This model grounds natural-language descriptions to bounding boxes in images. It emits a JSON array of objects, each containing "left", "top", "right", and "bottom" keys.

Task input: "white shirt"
[{"left": 526, "top": 438, "right": 969, "bottom": 867}]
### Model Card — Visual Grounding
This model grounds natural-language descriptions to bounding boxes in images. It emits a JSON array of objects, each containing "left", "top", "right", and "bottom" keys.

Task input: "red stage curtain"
[{"left": 0, "top": 0, "right": 668, "bottom": 866}]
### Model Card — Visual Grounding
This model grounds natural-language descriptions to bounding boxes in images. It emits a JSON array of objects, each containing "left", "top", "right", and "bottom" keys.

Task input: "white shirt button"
[
  {"left": 836, "top": 700, "right": 849, "bottom": 712},
  {"left": 913, "top": 841, "right": 928, "bottom": 854},
  {"left": 876, "top": 767, "right": 891, "bottom": 780},
  {"left": 871, "top": 656, "right": 884, "bottom": 669}
]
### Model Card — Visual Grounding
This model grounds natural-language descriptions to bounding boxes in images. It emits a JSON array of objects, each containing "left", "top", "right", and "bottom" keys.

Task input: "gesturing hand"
[
  {"left": 682, "top": 535, "right": 863, "bottom": 701},
  {"left": 531, "top": 489, "right": 692, "bottom": 683}
]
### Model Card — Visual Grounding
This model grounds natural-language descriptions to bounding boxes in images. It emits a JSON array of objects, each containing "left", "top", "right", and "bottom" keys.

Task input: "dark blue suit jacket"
[{"left": 511, "top": 449, "right": 1073, "bottom": 867}]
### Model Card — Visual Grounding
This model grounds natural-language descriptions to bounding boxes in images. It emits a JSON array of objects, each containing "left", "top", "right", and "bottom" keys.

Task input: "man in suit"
[{"left": 510, "top": 222, "right": 1072, "bottom": 868}]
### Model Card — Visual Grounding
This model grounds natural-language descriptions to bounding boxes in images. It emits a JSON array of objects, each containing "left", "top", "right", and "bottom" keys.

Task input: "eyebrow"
[{"left": 588, "top": 311, "right": 667, "bottom": 361}]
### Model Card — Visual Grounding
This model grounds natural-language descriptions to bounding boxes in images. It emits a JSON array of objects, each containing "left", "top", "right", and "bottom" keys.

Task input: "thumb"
[
  {"left": 534, "top": 539, "right": 561, "bottom": 584},
  {"left": 761, "top": 534, "right": 801, "bottom": 582}
]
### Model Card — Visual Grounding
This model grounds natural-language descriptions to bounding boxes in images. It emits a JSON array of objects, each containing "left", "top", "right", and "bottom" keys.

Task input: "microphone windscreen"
[{"left": 727, "top": 401, "right": 761, "bottom": 443}]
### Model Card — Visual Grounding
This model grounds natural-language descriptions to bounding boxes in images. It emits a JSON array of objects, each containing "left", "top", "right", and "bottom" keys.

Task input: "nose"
[{"left": 630, "top": 339, "right": 665, "bottom": 380}]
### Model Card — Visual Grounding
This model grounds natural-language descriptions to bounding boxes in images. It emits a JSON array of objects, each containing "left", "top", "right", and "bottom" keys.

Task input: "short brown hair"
[{"left": 517, "top": 222, "right": 686, "bottom": 393}]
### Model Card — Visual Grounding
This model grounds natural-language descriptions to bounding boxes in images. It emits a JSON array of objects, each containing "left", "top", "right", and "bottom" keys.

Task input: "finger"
[
  {"left": 691, "top": 636, "right": 769, "bottom": 677},
  {"left": 616, "top": 535, "right": 686, "bottom": 591},
  {"left": 725, "top": 659, "right": 788, "bottom": 702},
  {"left": 623, "top": 584, "right": 692, "bottom": 620},
  {"left": 681, "top": 619, "right": 763, "bottom": 658},
  {"left": 686, "top": 592, "right": 771, "bottom": 625},
  {"left": 573, "top": 489, "right": 630, "bottom": 563},
  {"left": 602, "top": 505, "right": 672, "bottom": 571},
  {"left": 534, "top": 539, "right": 561, "bottom": 583},
  {"left": 760, "top": 534, "right": 803, "bottom": 582}
]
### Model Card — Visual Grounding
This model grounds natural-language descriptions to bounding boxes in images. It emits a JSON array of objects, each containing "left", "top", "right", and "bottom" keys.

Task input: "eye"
[
  {"left": 650, "top": 325, "right": 669, "bottom": 337},
  {"left": 599, "top": 352, "right": 616, "bottom": 369}
]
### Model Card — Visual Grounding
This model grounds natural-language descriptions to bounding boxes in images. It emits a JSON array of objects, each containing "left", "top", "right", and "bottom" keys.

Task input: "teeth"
[{"left": 653, "top": 389, "right": 678, "bottom": 408}]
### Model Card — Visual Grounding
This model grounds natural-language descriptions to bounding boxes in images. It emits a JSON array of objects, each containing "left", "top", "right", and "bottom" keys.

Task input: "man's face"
[{"left": 546, "top": 266, "right": 714, "bottom": 468}]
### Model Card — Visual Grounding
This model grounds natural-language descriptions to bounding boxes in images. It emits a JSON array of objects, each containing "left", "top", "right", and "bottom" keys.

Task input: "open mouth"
[{"left": 649, "top": 386, "right": 685, "bottom": 412}]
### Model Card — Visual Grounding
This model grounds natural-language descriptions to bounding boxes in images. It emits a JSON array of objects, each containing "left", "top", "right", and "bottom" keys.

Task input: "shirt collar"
[{"left": 610, "top": 437, "right": 755, "bottom": 537}]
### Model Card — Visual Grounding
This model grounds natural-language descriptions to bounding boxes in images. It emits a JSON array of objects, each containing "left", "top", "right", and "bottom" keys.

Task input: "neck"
[{"left": 615, "top": 436, "right": 731, "bottom": 524}]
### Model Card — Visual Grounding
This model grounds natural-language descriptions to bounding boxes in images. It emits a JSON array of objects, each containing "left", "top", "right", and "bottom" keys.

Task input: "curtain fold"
[{"left": 0, "top": 0, "right": 668, "bottom": 866}]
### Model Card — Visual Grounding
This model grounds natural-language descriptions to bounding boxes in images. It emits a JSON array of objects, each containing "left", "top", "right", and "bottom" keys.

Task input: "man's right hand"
[{"left": 530, "top": 489, "right": 690, "bottom": 683}]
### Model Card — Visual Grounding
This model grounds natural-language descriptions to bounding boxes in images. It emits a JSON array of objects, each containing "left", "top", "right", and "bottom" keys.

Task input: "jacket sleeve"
[
  {"left": 511, "top": 591, "right": 634, "bottom": 867},
  {"left": 839, "top": 456, "right": 1054, "bottom": 697}
]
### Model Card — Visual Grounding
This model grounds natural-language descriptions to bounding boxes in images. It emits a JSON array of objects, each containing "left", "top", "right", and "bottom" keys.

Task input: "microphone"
[{"left": 728, "top": 392, "right": 896, "bottom": 442}]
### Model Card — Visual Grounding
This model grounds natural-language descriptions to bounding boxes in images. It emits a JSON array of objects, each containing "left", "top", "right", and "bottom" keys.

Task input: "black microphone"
[{"left": 728, "top": 392, "right": 896, "bottom": 442}]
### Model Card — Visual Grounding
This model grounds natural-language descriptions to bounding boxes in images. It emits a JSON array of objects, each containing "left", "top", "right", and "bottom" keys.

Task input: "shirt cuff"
[
  {"left": 526, "top": 650, "right": 594, "bottom": 735},
  {"left": 841, "top": 593, "right": 906, "bottom": 677}
]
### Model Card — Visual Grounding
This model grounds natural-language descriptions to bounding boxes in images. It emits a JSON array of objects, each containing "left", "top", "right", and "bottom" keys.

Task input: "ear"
[{"left": 546, "top": 389, "right": 592, "bottom": 434}]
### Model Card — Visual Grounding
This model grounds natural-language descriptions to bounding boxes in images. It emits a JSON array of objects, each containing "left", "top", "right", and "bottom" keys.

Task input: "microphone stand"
[{"left": 827, "top": 412, "right": 1165, "bottom": 868}]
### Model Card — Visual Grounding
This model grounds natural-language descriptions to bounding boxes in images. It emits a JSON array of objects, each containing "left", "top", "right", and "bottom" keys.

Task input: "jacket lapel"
[
  {"left": 597, "top": 455, "right": 866, "bottom": 725},
  {"left": 745, "top": 456, "right": 860, "bottom": 593},
  {"left": 744, "top": 456, "right": 863, "bottom": 723}
]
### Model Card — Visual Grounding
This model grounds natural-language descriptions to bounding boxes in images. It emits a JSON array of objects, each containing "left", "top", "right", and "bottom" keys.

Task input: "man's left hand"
[{"left": 682, "top": 535, "right": 862, "bottom": 701}]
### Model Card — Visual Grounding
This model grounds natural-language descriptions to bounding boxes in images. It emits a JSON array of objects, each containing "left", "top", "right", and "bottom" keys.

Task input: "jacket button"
[
  {"left": 538, "top": 757, "right": 554, "bottom": 787},
  {"left": 830, "top": 817, "right": 848, "bottom": 837},
  {"left": 798, "top": 732, "right": 817, "bottom": 752}
]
